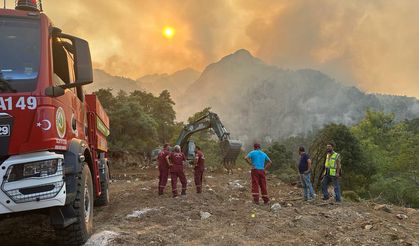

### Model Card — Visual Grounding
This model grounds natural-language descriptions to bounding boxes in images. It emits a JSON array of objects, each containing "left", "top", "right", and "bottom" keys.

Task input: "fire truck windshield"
[{"left": 0, "top": 17, "right": 40, "bottom": 93}]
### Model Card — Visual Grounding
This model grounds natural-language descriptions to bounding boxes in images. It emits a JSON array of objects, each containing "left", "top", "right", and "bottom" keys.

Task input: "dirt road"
[{"left": 1, "top": 165, "right": 418, "bottom": 245}]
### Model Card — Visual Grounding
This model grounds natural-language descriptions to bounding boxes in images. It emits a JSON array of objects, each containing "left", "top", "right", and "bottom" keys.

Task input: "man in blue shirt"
[
  {"left": 298, "top": 146, "right": 316, "bottom": 201},
  {"left": 245, "top": 143, "right": 272, "bottom": 205}
]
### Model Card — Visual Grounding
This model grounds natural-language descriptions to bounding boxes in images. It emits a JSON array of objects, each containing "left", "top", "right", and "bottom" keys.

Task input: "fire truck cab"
[{"left": 0, "top": 1, "right": 110, "bottom": 245}]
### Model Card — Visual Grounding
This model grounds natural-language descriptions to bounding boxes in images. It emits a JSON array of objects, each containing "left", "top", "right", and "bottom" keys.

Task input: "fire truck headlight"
[{"left": 6, "top": 159, "right": 61, "bottom": 182}]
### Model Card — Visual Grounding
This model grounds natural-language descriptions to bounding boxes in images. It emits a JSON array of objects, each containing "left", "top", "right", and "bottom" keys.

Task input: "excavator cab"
[{"left": 185, "top": 140, "right": 196, "bottom": 160}]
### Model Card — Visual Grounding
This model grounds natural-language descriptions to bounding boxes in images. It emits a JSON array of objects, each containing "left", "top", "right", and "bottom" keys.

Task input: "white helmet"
[{"left": 174, "top": 145, "right": 181, "bottom": 152}]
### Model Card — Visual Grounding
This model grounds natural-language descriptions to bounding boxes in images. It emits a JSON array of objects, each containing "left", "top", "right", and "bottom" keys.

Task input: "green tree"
[
  {"left": 265, "top": 142, "right": 297, "bottom": 183},
  {"left": 265, "top": 142, "right": 293, "bottom": 171},
  {"left": 129, "top": 90, "right": 176, "bottom": 144},
  {"left": 310, "top": 124, "right": 367, "bottom": 193},
  {"left": 95, "top": 88, "right": 116, "bottom": 111},
  {"left": 405, "top": 118, "right": 419, "bottom": 134},
  {"left": 350, "top": 111, "right": 418, "bottom": 207},
  {"left": 93, "top": 89, "right": 177, "bottom": 155}
]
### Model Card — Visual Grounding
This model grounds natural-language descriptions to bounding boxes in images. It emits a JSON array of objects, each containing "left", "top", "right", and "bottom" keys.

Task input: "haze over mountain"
[
  {"left": 136, "top": 68, "right": 200, "bottom": 102},
  {"left": 86, "top": 69, "right": 142, "bottom": 93},
  {"left": 87, "top": 68, "right": 199, "bottom": 96},
  {"left": 91, "top": 49, "right": 419, "bottom": 144},
  {"left": 178, "top": 49, "right": 419, "bottom": 143}
]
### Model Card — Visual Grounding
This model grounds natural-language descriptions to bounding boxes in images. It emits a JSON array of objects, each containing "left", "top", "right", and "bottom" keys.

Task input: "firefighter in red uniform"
[
  {"left": 157, "top": 143, "right": 171, "bottom": 195},
  {"left": 166, "top": 145, "right": 187, "bottom": 197},
  {"left": 194, "top": 146, "right": 205, "bottom": 193}
]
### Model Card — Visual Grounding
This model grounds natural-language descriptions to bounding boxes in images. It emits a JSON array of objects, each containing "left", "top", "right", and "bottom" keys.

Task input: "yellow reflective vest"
[{"left": 324, "top": 152, "right": 340, "bottom": 176}]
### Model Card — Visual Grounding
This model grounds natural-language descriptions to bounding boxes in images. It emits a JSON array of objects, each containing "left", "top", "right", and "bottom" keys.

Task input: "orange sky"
[{"left": 22, "top": 1, "right": 419, "bottom": 97}]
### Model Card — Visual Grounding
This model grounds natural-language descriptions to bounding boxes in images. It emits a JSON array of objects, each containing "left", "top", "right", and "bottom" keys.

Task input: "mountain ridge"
[
  {"left": 90, "top": 49, "right": 419, "bottom": 143},
  {"left": 177, "top": 49, "right": 419, "bottom": 142}
]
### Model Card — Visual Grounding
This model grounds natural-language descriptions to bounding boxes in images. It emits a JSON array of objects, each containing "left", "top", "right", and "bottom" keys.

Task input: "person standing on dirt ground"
[
  {"left": 194, "top": 146, "right": 205, "bottom": 194},
  {"left": 298, "top": 146, "right": 316, "bottom": 201},
  {"left": 157, "top": 143, "right": 171, "bottom": 196},
  {"left": 166, "top": 145, "right": 188, "bottom": 198},
  {"left": 244, "top": 143, "right": 272, "bottom": 205},
  {"left": 321, "top": 142, "right": 342, "bottom": 203}
]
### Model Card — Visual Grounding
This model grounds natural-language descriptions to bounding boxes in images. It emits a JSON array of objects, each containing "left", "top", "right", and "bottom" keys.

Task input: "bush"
[
  {"left": 264, "top": 142, "right": 299, "bottom": 183},
  {"left": 369, "top": 176, "right": 419, "bottom": 208}
]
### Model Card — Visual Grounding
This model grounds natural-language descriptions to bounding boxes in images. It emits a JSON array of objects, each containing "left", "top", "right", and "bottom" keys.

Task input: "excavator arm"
[{"left": 176, "top": 112, "right": 242, "bottom": 164}]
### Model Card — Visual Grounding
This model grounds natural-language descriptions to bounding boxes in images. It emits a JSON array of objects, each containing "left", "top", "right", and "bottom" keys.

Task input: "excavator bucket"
[{"left": 220, "top": 139, "right": 242, "bottom": 163}]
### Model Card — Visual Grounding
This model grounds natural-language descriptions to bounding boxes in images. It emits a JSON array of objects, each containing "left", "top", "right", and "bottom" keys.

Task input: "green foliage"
[
  {"left": 265, "top": 142, "right": 293, "bottom": 171},
  {"left": 309, "top": 124, "right": 367, "bottom": 193},
  {"left": 369, "top": 176, "right": 419, "bottom": 207},
  {"left": 405, "top": 118, "right": 419, "bottom": 134},
  {"left": 94, "top": 89, "right": 418, "bottom": 207},
  {"left": 350, "top": 111, "right": 419, "bottom": 207},
  {"left": 280, "top": 111, "right": 419, "bottom": 207},
  {"left": 265, "top": 142, "right": 298, "bottom": 183},
  {"left": 94, "top": 89, "right": 176, "bottom": 154}
]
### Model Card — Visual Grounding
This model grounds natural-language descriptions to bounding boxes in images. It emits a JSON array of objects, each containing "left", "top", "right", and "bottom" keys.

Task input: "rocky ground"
[{"left": 0, "top": 164, "right": 418, "bottom": 246}]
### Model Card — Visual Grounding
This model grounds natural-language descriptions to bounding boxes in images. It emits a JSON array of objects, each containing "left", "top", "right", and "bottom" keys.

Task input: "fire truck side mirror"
[
  {"left": 51, "top": 27, "right": 62, "bottom": 36},
  {"left": 45, "top": 86, "right": 65, "bottom": 97},
  {"left": 57, "top": 33, "right": 94, "bottom": 85},
  {"left": 72, "top": 37, "right": 93, "bottom": 85}
]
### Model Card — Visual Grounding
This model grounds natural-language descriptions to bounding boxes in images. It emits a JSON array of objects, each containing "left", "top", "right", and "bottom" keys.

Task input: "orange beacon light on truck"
[{"left": 15, "top": 0, "right": 42, "bottom": 12}]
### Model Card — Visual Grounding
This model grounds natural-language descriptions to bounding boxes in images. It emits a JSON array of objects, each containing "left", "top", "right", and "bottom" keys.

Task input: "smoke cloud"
[{"left": 32, "top": 0, "right": 419, "bottom": 97}]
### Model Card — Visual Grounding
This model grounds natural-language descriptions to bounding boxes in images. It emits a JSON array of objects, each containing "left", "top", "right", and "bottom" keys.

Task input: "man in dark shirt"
[
  {"left": 298, "top": 146, "right": 316, "bottom": 201},
  {"left": 194, "top": 146, "right": 205, "bottom": 194},
  {"left": 166, "top": 145, "right": 187, "bottom": 198},
  {"left": 157, "top": 143, "right": 171, "bottom": 196}
]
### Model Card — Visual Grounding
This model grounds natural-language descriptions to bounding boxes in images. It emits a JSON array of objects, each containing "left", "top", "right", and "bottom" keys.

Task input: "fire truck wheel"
[
  {"left": 55, "top": 163, "right": 93, "bottom": 245},
  {"left": 95, "top": 164, "right": 110, "bottom": 206}
]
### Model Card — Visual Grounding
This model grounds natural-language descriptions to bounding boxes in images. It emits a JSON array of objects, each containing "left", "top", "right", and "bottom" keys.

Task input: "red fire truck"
[{"left": 0, "top": 1, "right": 110, "bottom": 244}]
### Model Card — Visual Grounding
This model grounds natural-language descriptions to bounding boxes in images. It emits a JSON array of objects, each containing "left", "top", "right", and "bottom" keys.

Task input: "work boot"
[
  {"left": 158, "top": 191, "right": 163, "bottom": 196},
  {"left": 181, "top": 191, "right": 186, "bottom": 196}
]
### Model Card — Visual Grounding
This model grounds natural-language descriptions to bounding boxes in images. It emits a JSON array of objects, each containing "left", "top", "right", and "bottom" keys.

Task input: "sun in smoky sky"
[{"left": 162, "top": 26, "right": 175, "bottom": 39}]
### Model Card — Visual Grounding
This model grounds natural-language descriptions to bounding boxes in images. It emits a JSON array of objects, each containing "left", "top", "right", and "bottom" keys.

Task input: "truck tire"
[
  {"left": 55, "top": 163, "right": 93, "bottom": 246},
  {"left": 95, "top": 164, "right": 110, "bottom": 206}
]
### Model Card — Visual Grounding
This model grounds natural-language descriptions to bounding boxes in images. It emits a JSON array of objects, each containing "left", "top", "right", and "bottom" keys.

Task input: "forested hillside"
[{"left": 94, "top": 88, "right": 418, "bottom": 207}]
